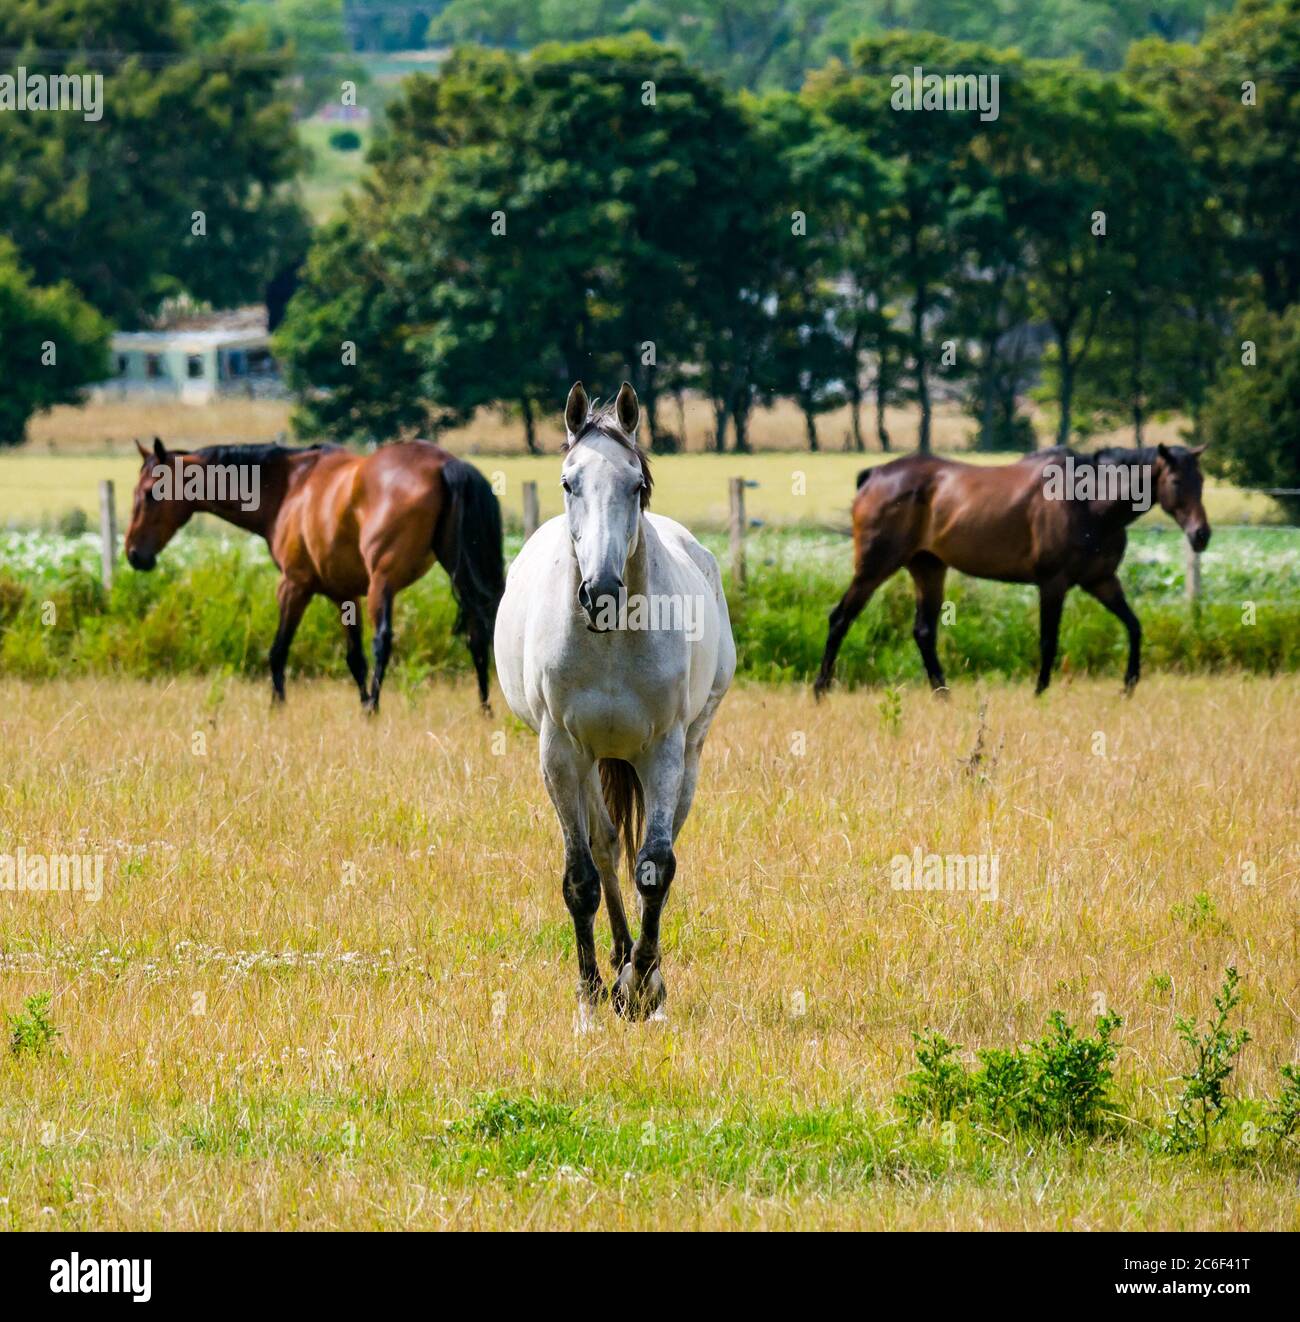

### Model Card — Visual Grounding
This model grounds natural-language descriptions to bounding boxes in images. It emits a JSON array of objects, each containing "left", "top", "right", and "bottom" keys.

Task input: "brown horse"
[
  {"left": 814, "top": 443, "right": 1211, "bottom": 697},
  {"left": 124, "top": 438, "right": 504, "bottom": 710}
]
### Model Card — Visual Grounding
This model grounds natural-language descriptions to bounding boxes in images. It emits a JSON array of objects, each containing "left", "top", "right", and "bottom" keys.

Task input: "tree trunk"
[
  {"left": 520, "top": 395, "right": 538, "bottom": 455},
  {"left": 803, "top": 398, "right": 819, "bottom": 452},
  {"left": 641, "top": 360, "right": 659, "bottom": 449},
  {"left": 1054, "top": 323, "right": 1074, "bottom": 448},
  {"left": 848, "top": 322, "right": 865, "bottom": 451},
  {"left": 979, "top": 339, "right": 997, "bottom": 451},
  {"left": 712, "top": 398, "right": 729, "bottom": 453},
  {"left": 875, "top": 361, "right": 892, "bottom": 453},
  {"left": 733, "top": 404, "right": 750, "bottom": 454}
]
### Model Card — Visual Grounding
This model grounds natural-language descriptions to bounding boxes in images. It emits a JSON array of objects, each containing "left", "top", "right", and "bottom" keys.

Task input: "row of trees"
[
  {"left": 276, "top": 2, "right": 1300, "bottom": 473},
  {"left": 0, "top": 0, "right": 309, "bottom": 443},
  {"left": 402, "top": 0, "right": 1237, "bottom": 86}
]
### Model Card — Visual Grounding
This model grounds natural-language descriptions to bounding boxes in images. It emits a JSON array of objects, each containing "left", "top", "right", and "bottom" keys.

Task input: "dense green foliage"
[
  {"left": 2, "top": 526, "right": 1296, "bottom": 683},
  {"left": 0, "top": 0, "right": 309, "bottom": 329},
  {"left": 0, "top": 242, "right": 110, "bottom": 447},
  {"left": 897, "top": 1011, "right": 1124, "bottom": 1136},
  {"left": 425, "top": 0, "right": 1236, "bottom": 86},
  {"left": 277, "top": 6, "right": 1300, "bottom": 470},
  {"left": 1202, "top": 302, "right": 1300, "bottom": 519}
]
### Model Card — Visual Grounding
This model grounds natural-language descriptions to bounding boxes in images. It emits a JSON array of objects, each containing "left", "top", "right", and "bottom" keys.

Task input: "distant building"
[{"left": 94, "top": 306, "right": 284, "bottom": 403}]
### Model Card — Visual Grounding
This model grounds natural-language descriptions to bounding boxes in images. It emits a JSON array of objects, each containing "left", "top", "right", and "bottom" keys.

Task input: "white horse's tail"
[{"left": 599, "top": 758, "right": 643, "bottom": 880}]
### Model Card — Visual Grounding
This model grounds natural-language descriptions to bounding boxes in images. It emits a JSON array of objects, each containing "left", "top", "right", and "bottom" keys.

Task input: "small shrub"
[
  {"left": 57, "top": 508, "right": 89, "bottom": 537},
  {"left": 328, "top": 129, "right": 362, "bottom": 151},
  {"left": 900, "top": 1011, "right": 1123, "bottom": 1136},
  {"left": 8, "top": 993, "right": 61, "bottom": 1058},
  {"left": 1263, "top": 1064, "right": 1300, "bottom": 1148},
  {"left": 1161, "top": 966, "right": 1251, "bottom": 1154},
  {"left": 896, "top": 1030, "right": 969, "bottom": 1124},
  {"left": 877, "top": 685, "right": 902, "bottom": 734},
  {"left": 1023, "top": 1010, "right": 1123, "bottom": 1134},
  {"left": 447, "top": 1092, "right": 575, "bottom": 1141}
]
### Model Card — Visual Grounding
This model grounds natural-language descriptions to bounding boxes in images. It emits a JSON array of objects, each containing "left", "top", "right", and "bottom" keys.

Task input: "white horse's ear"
[
  {"left": 565, "top": 382, "right": 588, "bottom": 435},
  {"left": 615, "top": 381, "right": 639, "bottom": 435}
]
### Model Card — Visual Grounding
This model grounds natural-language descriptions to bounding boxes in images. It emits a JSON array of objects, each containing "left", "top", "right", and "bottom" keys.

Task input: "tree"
[
  {"left": 0, "top": 0, "right": 309, "bottom": 326},
  {"left": 811, "top": 34, "right": 1013, "bottom": 453},
  {"left": 0, "top": 241, "right": 110, "bottom": 447},
  {"left": 1202, "top": 300, "right": 1300, "bottom": 519}
]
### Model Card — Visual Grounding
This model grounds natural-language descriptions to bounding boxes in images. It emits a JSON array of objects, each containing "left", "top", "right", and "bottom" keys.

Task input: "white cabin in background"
[{"left": 93, "top": 306, "right": 284, "bottom": 403}]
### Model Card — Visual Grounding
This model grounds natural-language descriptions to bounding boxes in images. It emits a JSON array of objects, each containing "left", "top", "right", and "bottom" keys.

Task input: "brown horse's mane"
[
  {"left": 564, "top": 400, "right": 653, "bottom": 510},
  {"left": 187, "top": 442, "right": 339, "bottom": 470},
  {"left": 1041, "top": 444, "right": 1174, "bottom": 470}
]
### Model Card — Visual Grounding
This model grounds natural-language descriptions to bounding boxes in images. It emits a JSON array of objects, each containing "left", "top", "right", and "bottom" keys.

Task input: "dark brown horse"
[
  {"left": 124, "top": 438, "right": 504, "bottom": 710},
  {"left": 814, "top": 443, "right": 1211, "bottom": 697}
]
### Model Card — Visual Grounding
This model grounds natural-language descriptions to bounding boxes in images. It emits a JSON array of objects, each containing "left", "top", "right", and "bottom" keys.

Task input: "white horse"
[{"left": 494, "top": 382, "right": 735, "bottom": 1019}]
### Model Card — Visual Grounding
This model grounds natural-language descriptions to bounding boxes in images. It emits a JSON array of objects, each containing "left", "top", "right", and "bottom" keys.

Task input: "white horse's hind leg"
[
  {"left": 586, "top": 768, "right": 634, "bottom": 975},
  {"left": 614, "top": 725, "right": 685, "bottom": 1019},
  {"left": 539, "top": 718, "right": 604, "bottom": 1006}
]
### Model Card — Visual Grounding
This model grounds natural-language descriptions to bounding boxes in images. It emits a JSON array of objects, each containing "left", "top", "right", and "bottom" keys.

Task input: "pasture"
[
  {"left": 0, "top": 447, "right": 1285, "bottom": 533},
  {"left": 0, "top": 675, "right": 1297, "bottom": 1230}
]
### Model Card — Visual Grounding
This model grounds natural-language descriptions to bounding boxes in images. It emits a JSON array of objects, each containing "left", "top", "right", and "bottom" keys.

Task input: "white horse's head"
[{"left": 561, "top": 381, "right": 652, "bottom": 631}]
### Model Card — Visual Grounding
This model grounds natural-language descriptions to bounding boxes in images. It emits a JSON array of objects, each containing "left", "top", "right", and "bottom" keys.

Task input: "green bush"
[
  {"left": 328, "top": 128, "right": 362, "bottom": 152},
  {"left": 0, "top": 526, "right": 1297, "bottom": 685},
  {"left": 1161, "top": 966, "right": 1251, "bottom": 1154},
  {"left": 898, "top": 1010, "right": 1123, "bottom": 1137},
  {"left": 8, "top": 993, "right": 61, "bottom": 1058}
]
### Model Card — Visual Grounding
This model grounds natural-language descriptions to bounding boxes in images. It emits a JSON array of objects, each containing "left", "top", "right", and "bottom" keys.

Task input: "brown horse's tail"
[
  {"left": 434, "top": 457, "right": 505, "bottom": 642},
  {"left": 599, "top": 758, "right": 644, "bottom": 881}
]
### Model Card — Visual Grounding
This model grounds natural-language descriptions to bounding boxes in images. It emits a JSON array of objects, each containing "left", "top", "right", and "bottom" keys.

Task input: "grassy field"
[
  {"left": 18, "top": 390, "right": 1238, "bottom": 459},
  {"left": 297, "top": 117, "right": 373, "bottom": 225},
  {"left": 1, "top": 443, "right": 1285, "bottom": 531},
  {"left": 0, "top": 675, "right": 1296, "bottom": 1229},
  {"left": 3, "top": 525, "right": 1298, "bottom": 683}
]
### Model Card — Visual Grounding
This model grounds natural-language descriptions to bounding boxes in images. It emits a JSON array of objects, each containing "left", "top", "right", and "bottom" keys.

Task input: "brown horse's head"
[
  {"left": 124, "top": 438, "right": 192, "bottom": 571},
  {"left": 1154, "top": 443, "right": 1211, "bottom": 552}
]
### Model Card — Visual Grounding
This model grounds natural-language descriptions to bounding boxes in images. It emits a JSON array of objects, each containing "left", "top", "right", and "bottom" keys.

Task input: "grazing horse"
[
  {"left": 814, "top": 443, "right": 1211, "bottom": 697},
  {"left": 124, "top": 437, "right": 503, "bottom": 710},
  {"left": 494, "top": 383, "right": 735, "bottom": 1020}
]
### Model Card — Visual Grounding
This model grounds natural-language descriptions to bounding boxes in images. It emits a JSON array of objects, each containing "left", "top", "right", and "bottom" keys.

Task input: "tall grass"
[{"left": 2, "top": 526, "right": 1296, "bottom": 684}]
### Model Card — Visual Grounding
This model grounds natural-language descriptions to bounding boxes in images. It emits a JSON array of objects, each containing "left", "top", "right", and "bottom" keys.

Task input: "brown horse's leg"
[
  {"left": 813, "top": 558, "right": 895, "bottom": 697},
  {"left": 907, "top": 553, "right": 948, "bottom": 693},
  {"left": 1035, "top": 579, "right": 1068, "bottom": 694},
  {"left": 363, "top": 580, "right": 394, "bottom": 714},
  {"left": 342, "top": 601, "right": 368, "bottom": 702},
  {"left": 270, "top": 578, "right": 311, "bottom": 703},
  {"left": 1083, "top": 575, "right": 1142, "bottom": 692}
]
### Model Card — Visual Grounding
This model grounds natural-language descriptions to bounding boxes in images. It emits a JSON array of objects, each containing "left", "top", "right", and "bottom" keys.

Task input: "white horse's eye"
[{"left": 561, "top": 477, "right": 572, "bottom": 494}]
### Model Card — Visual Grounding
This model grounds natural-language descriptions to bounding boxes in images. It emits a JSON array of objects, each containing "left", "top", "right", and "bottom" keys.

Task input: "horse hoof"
[{"left": 612, "top": 965, "right": 666, "bottom": 1021}]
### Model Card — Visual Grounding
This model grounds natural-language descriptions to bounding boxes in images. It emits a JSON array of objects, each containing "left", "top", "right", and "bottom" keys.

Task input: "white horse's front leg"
[
  {"left": 539, "top": 718, "right": 603, "bottom": 1006},
  {"left": 614, "top": 725, "right": 686, "bottom": 1020}
]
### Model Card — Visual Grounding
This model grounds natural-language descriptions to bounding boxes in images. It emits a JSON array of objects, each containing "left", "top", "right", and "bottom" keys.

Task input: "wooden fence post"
[
  {"left": 1185, "top": 537, "right": 1201, "bottom": 603},
  {"left": 99, "top": 479, "right": 116, "bottom": 591},
  {"left": 522, "top": 480, "right": 539, "bottom": 541},
  {"left": 729, "top": 477, "right": 746, "bottom": 588}
]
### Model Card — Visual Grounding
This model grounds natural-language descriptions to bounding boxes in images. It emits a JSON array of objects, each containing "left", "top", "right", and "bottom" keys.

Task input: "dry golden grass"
[
  {"left": 0, "top": 674, "right": 1297, "bottom": 1230},
  {"left": 26, "top": 398, "right": 294, "bottom": 452},
  {"left": 26, "top": 394, "right": 1190, "bottom": 456}
]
